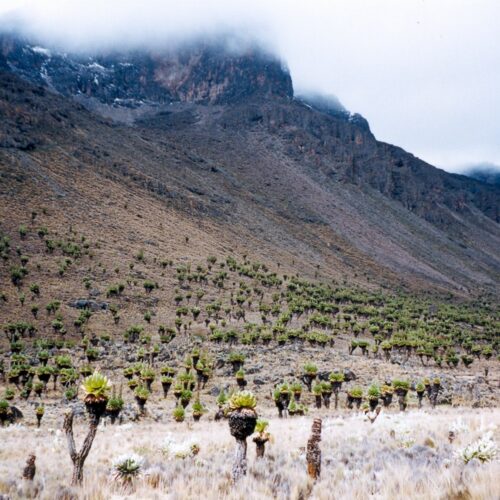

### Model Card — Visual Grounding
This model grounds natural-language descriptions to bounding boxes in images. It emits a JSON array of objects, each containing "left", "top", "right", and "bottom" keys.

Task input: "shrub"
[
  {"left": 192, "top": 399, "right": 206, "bottom": 416},
  {"left": 107, "top": 395, "right": 124, "bottom": 412},
  {"left": 46, "top": 300, "right": 61, "bottom": 314},
  {"left": 329, "top": 371, "right": 345, "bottom": 383},
  {"left": 415, "top": 382, "right": 425, "bottom": 393},
  {"left": 173, "top": 406, "right": 185, "bottom": 422},
  {"left": 303, "top": 363, "right": 318, "bottom": 375},
  {"left": 367, "top": 384, "right": 380, "bottom": 400},
  {"left": 85, "top": 347, "right": 99, "bottom": 361},
  {"left": 10, "top": 266, "right": 28, "bottom": 285},
  {"left": 112, "top": 454, "right": 144, "bottom": 483},
  {"left": 143, "top": 280, "right": 156, "bottom": 293},
  {"left": 217, "top": 390, "right": 228, "bottom": 407},
  {"left": 4, "top": 387, "right": 15, "bottom": 400},
  {"left": 392, "top": 379, "right": 410, "bottom": 391},
  {"left": 0, "top": 399, "right": 9, "bottom": 415},
  {"left": 348, "top": 386, "right": 363, "bottom": 399},
  {"left": 65, "top": 387, "right": 78, "bottom": 400},
  {"left": 55, "top": 355, "right": 72, "bottom": 368},
  {"left": 134, "top": 385, "right": 150, "bottom": 401},
  {"left": 140, "top": 367, "right": 155, "bottom": 382},
  {"left": 458, "top": 432, "right": 498, "bottom": 464}
]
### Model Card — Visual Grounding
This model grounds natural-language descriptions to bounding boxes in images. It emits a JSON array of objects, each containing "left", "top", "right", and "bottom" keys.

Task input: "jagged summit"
[{"left": 0, "top": 33, "right": 293, "bottom": 109}]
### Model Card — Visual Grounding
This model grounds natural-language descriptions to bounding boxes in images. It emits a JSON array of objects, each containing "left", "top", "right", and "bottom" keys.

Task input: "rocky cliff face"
[{"left": 0, "top": 34, "right": 293, "bottom": 107}]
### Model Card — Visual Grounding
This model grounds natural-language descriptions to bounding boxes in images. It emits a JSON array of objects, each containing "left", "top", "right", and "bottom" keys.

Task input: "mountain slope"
[{"left": 0, "top": 36, "right": 499, "bottom": 296}]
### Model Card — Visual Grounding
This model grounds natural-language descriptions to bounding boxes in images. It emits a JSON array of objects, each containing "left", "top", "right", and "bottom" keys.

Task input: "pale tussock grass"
[{"left": 0, "top": 407, "right": 498, "bottom": 499}]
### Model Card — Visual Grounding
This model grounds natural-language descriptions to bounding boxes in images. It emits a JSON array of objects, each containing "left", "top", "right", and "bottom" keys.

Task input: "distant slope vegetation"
[{"left": 0, "top": 34, "right": 499, "bottom": 296}]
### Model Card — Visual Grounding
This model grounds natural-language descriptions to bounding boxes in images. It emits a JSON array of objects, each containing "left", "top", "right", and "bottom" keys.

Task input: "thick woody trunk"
[
  {"left": 417, "top": 393, "right": 424, "bottom": 409},
  {"left": 306, "top": 418, "right": 322, "bottom": 480},
  {"left": 228, "top": 409, "right": 257, "bottom": 482},
  {"left": 253, "top": 435, "right": 269, "bottom": 458},
  {"left": 430, "top": 384, "right": 440, "bottom": 408},
  {"left": 396, "top": 390, "right": 407, "bottom": 412},
  {"left": 232, "top": 438, "right": 247, "bottom": 481}
]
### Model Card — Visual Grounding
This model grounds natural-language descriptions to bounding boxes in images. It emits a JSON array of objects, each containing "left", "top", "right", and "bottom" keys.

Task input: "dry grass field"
[{"left": 0, "top": 408, "right": 498, "bottom": 499}]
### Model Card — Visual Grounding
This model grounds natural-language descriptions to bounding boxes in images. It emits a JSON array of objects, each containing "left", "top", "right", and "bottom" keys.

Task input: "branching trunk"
[{"left": 63, "top": 409, "right": 100, "bottom": 486}]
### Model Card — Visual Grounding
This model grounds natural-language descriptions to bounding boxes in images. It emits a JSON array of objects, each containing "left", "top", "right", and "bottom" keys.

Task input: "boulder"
[{"left": 69, "top": 299, "right": 108, "bottom": 311}]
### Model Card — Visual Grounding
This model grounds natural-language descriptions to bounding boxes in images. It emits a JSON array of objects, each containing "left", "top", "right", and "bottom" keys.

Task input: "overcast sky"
[{"left": 1, "top": 0, "right": 499, "bottom": 173}]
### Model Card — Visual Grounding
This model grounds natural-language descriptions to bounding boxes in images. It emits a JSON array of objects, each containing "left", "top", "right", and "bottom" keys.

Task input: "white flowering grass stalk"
[
  {"left": 449, "top": 418, "right": 469, "bottom": 436},
  {"left": 392, "top": 423, "right": 416, "bottom": 448},
  {"left": 161, "top": 433, "right": 200, "bottom": 459}
]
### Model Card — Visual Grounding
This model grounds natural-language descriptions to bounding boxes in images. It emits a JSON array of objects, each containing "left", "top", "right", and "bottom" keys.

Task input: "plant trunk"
[
  {"left": 417, "top": 393, "right": 424, "bottom": 409},
  {"left": 322, "top": 393, "right": 331, "bottom": 409},
  {"left": 382, "top": 394, "right": 393, "bottom": 407},
  {"left": 306, "top": 418, "right": 322, "bottom": 480},
  {"left": 64, "top": 410, "right": 100, "bottom": 486},
  {"left": 276, "top": 401, "right": 284, "bottom": 418},
  {"left": 397, "top": 392, "right": 407, "bottom": 412},
  {"left": 334, "top": 390, "right": 339, "bottom": 410},
  {"left": 315, "top": 395, "right": 322, "bottom": 409},
  {"left": 136, "top": 397, "right": 146, "bottom": 413},
  {"left": 253, "top": 435, "right": 268, "bottom": 458},
  {"left": 109, "top": 410, "right": 120, "bottom": 424},
  {"left": 430, "top": 384, "right": 440, "bottom": 408},
  {"left": 232, "top": 438, "right": 247, "bottom": 481}
]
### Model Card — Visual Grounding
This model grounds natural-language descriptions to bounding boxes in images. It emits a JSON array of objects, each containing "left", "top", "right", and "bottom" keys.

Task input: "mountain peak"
[{"left": 0, "top": 33, "right": 293, "bottom": 108}]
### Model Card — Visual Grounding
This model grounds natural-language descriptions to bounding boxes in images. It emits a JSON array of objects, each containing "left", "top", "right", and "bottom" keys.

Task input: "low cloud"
[{"left": 1, "top": 0, "right": 499, "bottom": 172}]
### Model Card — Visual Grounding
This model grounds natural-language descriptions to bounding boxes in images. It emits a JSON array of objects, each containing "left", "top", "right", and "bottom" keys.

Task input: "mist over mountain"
[
  {"left": 1, "top": 0, "right": 499, "bottom": 172},
  {"left": 462, "top": 163, "right": 500, "bottom": 186}
]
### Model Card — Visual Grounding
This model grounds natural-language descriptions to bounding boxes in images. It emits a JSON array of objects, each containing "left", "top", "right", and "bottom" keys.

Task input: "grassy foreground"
[{"left": 0, "top": 407, "right": 498, "bottom": 499}]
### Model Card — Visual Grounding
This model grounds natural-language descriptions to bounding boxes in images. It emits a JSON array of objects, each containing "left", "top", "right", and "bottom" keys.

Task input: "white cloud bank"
[{"left": 1, "top": 0, "right": 499, "bottom": 173}]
